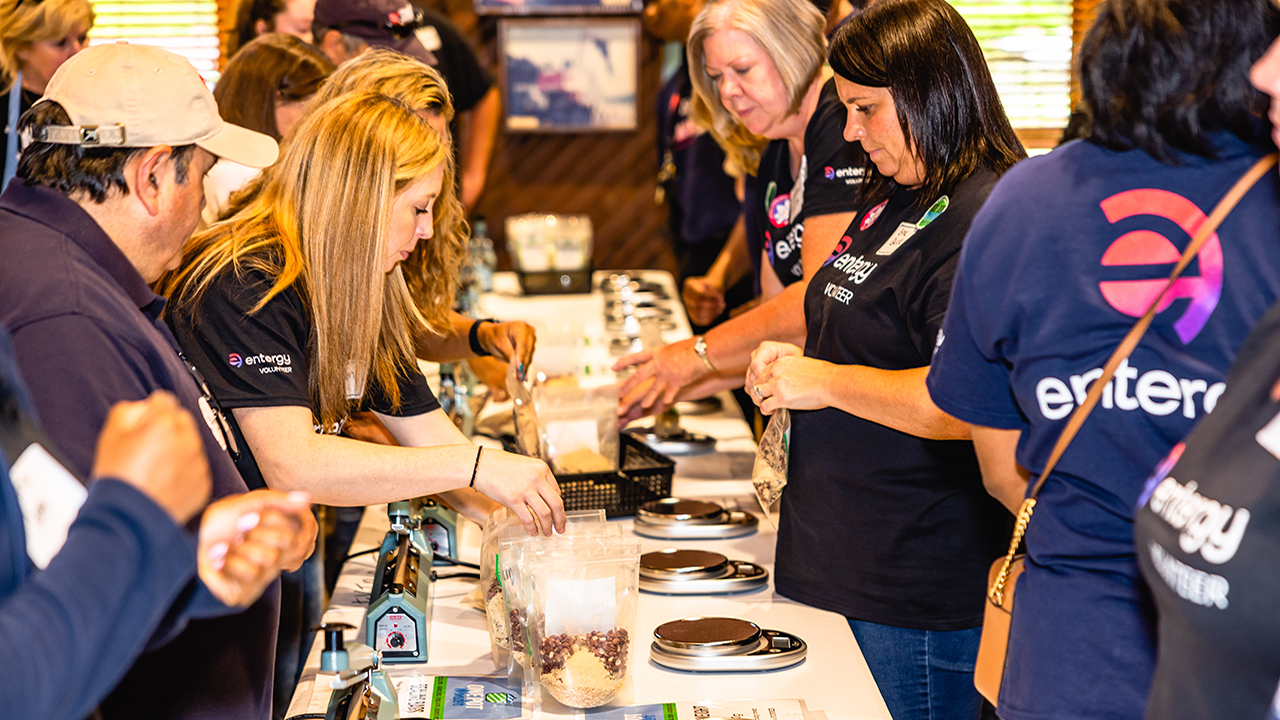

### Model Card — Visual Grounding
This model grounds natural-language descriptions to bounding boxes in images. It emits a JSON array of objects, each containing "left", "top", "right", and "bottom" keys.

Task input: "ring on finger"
[{"left": 753, "top": 384, "right": 763, "bottom": 399}]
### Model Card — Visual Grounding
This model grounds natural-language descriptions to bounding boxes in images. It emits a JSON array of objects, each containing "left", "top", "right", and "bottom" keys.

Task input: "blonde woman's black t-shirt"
[
  {"left": 776, "top": 168, "right": 1010, "bottom": 628},
  {"left": 166, "top": 266, "right": 440, "bottom": 489},
  {"left": 1135, "top": 298, "right": 1280, "bottom": 720},
  {"left": 752, "top": 78, "right": 866, "bottom": 286}
]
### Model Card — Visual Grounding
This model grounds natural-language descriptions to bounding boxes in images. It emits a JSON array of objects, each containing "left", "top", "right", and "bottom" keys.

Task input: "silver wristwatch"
[{"left": 693, "top": 335, "right": 716, "bottom": 371}]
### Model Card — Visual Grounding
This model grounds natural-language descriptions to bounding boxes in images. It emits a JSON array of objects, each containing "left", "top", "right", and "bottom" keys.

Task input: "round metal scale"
[
  {"left": 674, "top": 396, "right": 723, "bottom": 416},
  {"left": 607, "top": 304, "right": 673, "bottom": 320},
  {"left": 633, "top": 499, "right": 759, "bottom": 540},
  {"left": 600, "top": 275, "right": 669, "bottom": 296},
  {"left": 640, "top": 549, "right": 769, "bottom": 595},
  {"left": 606, "top": 316, "right": 677, "bottom": 332},
  {"left": 627, "top": 427, "right": 717, "bottom": 456},
  {"left": 650, "top": 617, "right": 807, "bottom": 672}
]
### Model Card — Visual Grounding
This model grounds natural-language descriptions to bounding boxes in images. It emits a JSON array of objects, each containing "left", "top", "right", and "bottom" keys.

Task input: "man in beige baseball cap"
[{"left": 0, "top": 42, "right": 311, "bottom": 720}]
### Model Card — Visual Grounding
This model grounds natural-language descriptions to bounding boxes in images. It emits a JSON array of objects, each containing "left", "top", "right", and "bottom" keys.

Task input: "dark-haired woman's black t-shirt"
[
  {"left": 776, "top": 168, "right": 1011, "bottom": 629},
  {"left": 1136, "top": 299, "right": 1280, "bottom": 720},
  {"left": 751, "top": 78, "right": 866, "bottom": 286},
  {"left": 166, "top": 266, "right": 440, "bottom": 490}
]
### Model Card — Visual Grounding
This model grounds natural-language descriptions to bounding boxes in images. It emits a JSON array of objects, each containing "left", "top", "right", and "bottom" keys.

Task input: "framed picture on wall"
[
  {"left": 499, "top": 18, "right": 639, "bottom": 133},
  {"left": 476, "top": 0, "right": 641, "bottom": 17}
]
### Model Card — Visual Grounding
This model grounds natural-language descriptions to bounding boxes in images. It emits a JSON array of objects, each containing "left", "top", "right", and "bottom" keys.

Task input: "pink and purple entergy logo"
[
  {"left": 823, "top": 235, "right": 854, "bottom": 266},
  {"left": 1097, "top": 188, "right": 1223, "bottom": 345},
  {"left": 228, "top": 352, "right": 243, "bottom": 368},
  {"left": 860, "top": 199, "right": 889, "bottom": 231},
  {"left": 824, "top": 166, "right": 835, "bottom": 180}
]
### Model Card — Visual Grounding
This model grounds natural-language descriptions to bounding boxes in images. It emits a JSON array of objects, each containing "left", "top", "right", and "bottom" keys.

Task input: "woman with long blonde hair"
[
  {"left": 225, "top": 49, "right": 532, "bottom": 394},
  {"left": 614, "top": 0, "right": 865, "bottom": 421},
  {"left": 161, "top": 90, "right": 563, "bottom": 534}
]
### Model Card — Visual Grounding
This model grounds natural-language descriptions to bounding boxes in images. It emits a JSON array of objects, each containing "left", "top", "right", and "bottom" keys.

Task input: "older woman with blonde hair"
[
  {"left": 614, "top": 0, "right": 865, "bottom": 421},
  {"left": 0, "top": 0, "right": 93, "bottom": 186}
]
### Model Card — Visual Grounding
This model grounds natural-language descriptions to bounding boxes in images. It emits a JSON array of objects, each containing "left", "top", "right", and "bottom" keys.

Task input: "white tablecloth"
[{"left": 285, "top": 271, "right": 891, "bottom": 720}]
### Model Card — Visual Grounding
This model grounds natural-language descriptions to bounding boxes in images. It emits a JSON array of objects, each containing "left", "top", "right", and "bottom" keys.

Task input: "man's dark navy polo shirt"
[{"left": 0, "top": 181, "right": 280, "bottom": 720}]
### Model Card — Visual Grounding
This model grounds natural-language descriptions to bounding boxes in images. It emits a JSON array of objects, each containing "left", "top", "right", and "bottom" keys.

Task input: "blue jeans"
[{"left": 847, "top": 618, "right": 984, "bottom": 720}]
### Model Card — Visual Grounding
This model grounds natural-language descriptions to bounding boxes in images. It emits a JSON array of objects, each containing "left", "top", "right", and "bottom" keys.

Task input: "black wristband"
[
  {"left": 469, "top": 318, "right": 497, "bottom": 357},
  {"left": 469, "top": 446, "right": 483, "bottom": 488}
]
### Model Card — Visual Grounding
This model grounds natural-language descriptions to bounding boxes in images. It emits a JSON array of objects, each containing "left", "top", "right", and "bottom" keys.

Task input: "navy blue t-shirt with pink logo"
[
  {"left": 752, "top": 79, "right": 865, "bottom": 285},
  {"left": 927, "top": 134, "right": 1280, "bottom": 720}
]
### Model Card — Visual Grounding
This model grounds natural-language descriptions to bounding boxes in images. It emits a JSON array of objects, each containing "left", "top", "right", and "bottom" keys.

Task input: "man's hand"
[
  {"left": 198, "top": 490, "right": 317, "bottom": 607},
  {"left": 91, "top": 391, "right": 211, "bottom": 525},
  {"left": 478, "top": 321, "right": 536, "bottom": 380},
  {"left": 682, "top": 276, "right": 726, "bottom": 327},
  {"left": 613, "top": 338, "right": 707, "bottom": 418}
]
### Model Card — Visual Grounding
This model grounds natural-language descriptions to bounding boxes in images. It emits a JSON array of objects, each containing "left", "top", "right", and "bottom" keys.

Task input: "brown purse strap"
[{"left": 988, "top": 153, "right": 1277, "bottom": 604}]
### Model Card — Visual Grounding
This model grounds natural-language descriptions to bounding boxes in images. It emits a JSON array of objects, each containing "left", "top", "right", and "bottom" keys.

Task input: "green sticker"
[
  {"left": 764, "top": 180, "right": 778, "bottom": 210},
  {"left": 915, "top": 195, "right": 950, "bottom": 229},
  {"left": 662, "top": 703, "right": 679, "bottom": 720},
  {"left": 431, "top": 676, "right": 448, "bottom": 717}
]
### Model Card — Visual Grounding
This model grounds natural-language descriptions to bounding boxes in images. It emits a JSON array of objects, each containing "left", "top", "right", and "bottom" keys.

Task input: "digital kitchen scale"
[
  {"left": 650, "top": 617, "right": 806, "bottom": 672},
  {"left": 639, "top": 549, "right": 768, "bottom": 595},
  {"left": 632, "top": 499, "right": 758, "bottom": 539}
]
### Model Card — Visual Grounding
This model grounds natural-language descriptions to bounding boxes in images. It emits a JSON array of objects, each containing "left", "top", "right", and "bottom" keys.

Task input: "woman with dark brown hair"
[
  {"left": 927, "top": 0, "right": 1280, "bottom": 717},
  {"left": 204, "top": 32, "right": 333, "bottom": 224},
  {"left": 744, "top": 1, "right": 1022, "bottom": 717}
]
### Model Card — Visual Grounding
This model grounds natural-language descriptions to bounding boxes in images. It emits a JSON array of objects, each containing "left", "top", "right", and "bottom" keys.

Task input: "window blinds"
[
  {"left": 89, "top": 1, "right": 222, "bottom": 84},
  {"left": 950, "top": 1, "right": 1072, "bottom": 132}
]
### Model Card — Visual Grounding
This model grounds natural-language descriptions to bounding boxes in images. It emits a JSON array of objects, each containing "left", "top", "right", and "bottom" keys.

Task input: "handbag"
[{"left": 973, "top": 153, "right": 1279, "bottom": 707}]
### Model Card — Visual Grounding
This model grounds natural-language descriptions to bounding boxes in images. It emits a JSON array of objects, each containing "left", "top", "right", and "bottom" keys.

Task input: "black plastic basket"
[
  {"left": 555, "top": 434, "right": 674, "bottom": 518},
  {"left": 517, "top": 268, "right": 593, "bottom": 295}
]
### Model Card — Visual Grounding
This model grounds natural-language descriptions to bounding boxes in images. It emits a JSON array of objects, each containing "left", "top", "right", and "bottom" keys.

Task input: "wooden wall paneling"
[
  {"left": 217, "top": 0, "right": 237, "bottom": 69},
  {"left": 1070, "top": 0, "right": 1103, "bottom": 106},
  {"left": 473, "top": 25, "right": 676, "bottom": 274}
]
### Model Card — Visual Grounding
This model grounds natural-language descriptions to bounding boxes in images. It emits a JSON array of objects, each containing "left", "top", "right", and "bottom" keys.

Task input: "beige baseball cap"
[{"left": 32, "top": 42, "right": 279, "bottom": 169}]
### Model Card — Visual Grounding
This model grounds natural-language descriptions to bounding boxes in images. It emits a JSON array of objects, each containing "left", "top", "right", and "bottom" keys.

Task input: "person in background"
[
  {"left": 230, "top": 0, "right": 316, "bottom": 57},
  {"left": 205, "top": 32, "right": 334, "bottom": 225},
  {"left": 0, "top": 42, "right": 316, "bottom": 720},
  {"left": 926, "top": 0, "right": 1280, "bottom": 718},
  {"left": 744, "top": 0, "right": 1020, "bottom": 716},
  {"left": 614, "top": 0, "right": 866, "bottom": 424},
  {"left": 1130, "top": 23, "right": 1280, "bottom": 720},
  {"left": 0, "top": 0, "right": 92, "bottom": 188},
  {"left": 313, "top": 0, "right": 500, "bottom": 212},
  {"left": 643, "top": 0, "right": 753, "bottom": 334},
  {"left": 0, "top": 329, "right": 313, "bottom": 720}
]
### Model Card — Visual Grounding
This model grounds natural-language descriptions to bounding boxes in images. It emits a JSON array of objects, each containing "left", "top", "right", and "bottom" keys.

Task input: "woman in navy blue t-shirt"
[
  {"left": 927, "top": 1, "right": 1280, "bottom": 719},
  {"left": 745, "top": 2, "right": 1023, "bottom": 718}
]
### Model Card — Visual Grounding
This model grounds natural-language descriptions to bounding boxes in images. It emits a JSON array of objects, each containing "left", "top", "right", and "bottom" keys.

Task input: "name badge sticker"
[
  {"left": 877, "top": 222, "right": 918, "bottom": 256},
  {"left": 9, "top": 443, "right": 87, "bottom": 569}
]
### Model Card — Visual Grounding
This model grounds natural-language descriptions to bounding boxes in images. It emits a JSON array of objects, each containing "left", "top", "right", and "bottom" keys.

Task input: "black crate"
[
  {"left": 555, "top": 434, "right": 674, "bottom": 518},
  {"left": 517, "top": 268, "right": 593, "bottom": 295}
]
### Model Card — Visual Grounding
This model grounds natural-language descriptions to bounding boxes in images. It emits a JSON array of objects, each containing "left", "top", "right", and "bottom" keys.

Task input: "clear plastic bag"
[
  {"left": 534, "top": 382, "right": 620, "bottom": 474},
  {"left": 752, "top": 408, "right": 790, "bottom": 522},
  {"left": 524, "top": 536, "right": 641, "bottom": 710},
  {"left": 494, "top": 512, "right": 613, "bottom": 696},
  {"left": 480, "top": 509, "right": 524, "bottom": 669},
  {"left": 507, "top": 361, "right": 540, "bottom": 458}
]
